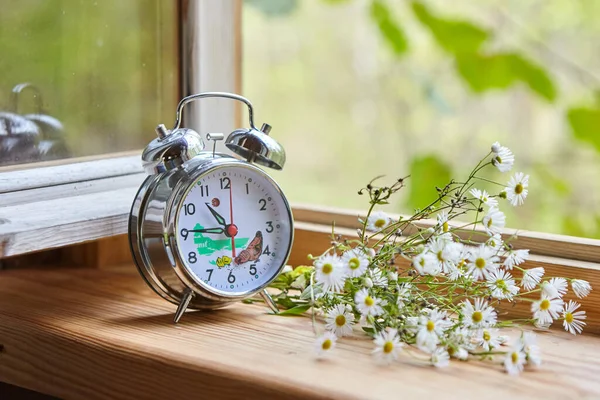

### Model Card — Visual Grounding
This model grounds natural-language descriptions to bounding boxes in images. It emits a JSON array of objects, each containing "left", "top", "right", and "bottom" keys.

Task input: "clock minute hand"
[
  {"left": 186, "top": 227, "right": 225, "bottom": 234},
  {"left": 205, "top": 203, "right": 227, "bottom": 226}
]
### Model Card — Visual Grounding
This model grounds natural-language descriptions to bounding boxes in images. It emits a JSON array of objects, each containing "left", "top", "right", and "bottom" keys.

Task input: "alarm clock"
[{"left": 129, "top": 92, "right": 294, "bottom": 323}]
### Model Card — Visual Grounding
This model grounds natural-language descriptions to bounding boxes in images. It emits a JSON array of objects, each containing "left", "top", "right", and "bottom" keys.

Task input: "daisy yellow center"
[
  {"left": 475, "top": 258, "right": 486, "bottom": 269},
  {"left": 426, "top": 320, "right": 435, "bottom": 332},
  {"left": 515, "top": 183, "right": 524, "bottom": 194},
  {"left": 495, "top": 155, "right": 503, "bottom": 164},
  {"left": 540, "top": 299, "right": 551, "bottom": 311},
  {"left": 335, "top": 315, "right": 346, "bottom": 327},
  {"left": 322, "top": 263, "right": 333, "bottom": 275},
  {"left": 443, "top": 221, "right": 449, "bottom": 232},
  {"left": 565, "top": 312, "right": 574, "bottom": 324},
  {"left": 364, "top": 296, "right": 374, "bottom": 307},
  {"left": 322, "top": 339, "right": 332, "bottom": 350},
  {"left": 375, "top": 218, "right": 386, "bottom": 228},
  {"left": 383, "top": 342, "right": 394, "bottom": 354},
  {"left": 511, "top": 351, "right": 519, "bottom": 364},
  {"left": 483, "top": 330, "right": 491, "bottom": 341},
  {"left": 472, "top": 311, "right": 483, "bottom": 323},
  {"left": 496, "top": 280, "right": 507, "bottom": 290},
  {"left": 486, "top": 218, "right": 493, "bottom": 228},
  {"left": 348, "top": 258, "right": 360, "bottom": 270},
  {"left": 447, "top": 347, "right": 455, "bottom": 356},
  {"left": 437, "top": 251, "right": 444, "bottom": 262}
]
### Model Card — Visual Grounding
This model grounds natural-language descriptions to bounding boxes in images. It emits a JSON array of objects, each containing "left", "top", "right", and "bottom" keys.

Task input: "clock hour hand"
[
  {"left": 185, "top": 227, "right": 225, "bottom": 234},
  {"left": 205, "top": 203, "right": 227, "bottom": 226}
]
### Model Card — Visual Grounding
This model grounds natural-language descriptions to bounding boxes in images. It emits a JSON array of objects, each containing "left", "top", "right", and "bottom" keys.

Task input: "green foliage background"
[{"left": 243, "top": 0, "right": 600, "bottom": 238}]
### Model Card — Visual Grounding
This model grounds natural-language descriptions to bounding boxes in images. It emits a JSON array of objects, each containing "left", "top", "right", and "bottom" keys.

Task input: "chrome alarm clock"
[{"left": 129, "top": 92, "right": 293, "bottom": 323}]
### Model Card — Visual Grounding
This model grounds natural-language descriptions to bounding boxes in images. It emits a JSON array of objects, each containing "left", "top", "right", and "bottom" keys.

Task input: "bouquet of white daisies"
[{"left": 267, "top": 142, "right": 591, "bottom": 375}]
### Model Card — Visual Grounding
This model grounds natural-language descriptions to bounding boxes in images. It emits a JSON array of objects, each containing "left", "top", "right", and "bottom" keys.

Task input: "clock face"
[{"left": 174, "top": 164, "right": 293, "bottom": 296}]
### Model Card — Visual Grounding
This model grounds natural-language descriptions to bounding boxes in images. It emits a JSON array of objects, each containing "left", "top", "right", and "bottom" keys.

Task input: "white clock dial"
[{"left": 175, "top": 165, "right": 293, "bottom": 295}]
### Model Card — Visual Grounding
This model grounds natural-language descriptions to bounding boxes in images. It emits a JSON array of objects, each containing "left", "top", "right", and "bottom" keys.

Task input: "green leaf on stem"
[{"left": 277, "top": 304, "right": 311, "bottom": 316}]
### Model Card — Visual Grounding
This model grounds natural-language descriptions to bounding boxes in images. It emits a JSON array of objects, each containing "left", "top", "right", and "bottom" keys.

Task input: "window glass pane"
[
  {"left": 0, "top": 0, "right": 178, "bottom": 166},
  {"left": 243, "top": 0, "right": 600, "bottom": 239}
]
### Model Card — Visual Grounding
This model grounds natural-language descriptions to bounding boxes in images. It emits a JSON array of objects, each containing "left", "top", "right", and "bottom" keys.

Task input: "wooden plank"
[
  {"left": 292, "top": 204, "right": 600, "bottom": 264},
  {"left": 0, "top": 173, "right": 145, "bottom": 207},
  {"left": 0, "top": 187, "right": 138, "bottom": 257},
  {"left": 0, "top": 267, "right": 599, "bottom": 399},
  {"left": 0, "top": 155, "right": 142, "bottom": 194}
]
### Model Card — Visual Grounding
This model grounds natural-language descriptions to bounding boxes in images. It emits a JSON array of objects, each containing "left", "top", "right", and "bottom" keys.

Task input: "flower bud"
[
  {"left": 425, "top": 227, "right": 435, "bottom": 235},
  {"left": 345, "top": 304, "right": 353, "bottom": 312},
  {"left": 367, "top": 248, "right": 376, "bottom": 258},
  {"left": 491, "top": 142, "right": 501, "bottom": 153},
  {"left": 282, "top": 265, "right": 293, "bottom": 274},
  {"left": 499, "top": 191, "right": 507, "bottom": 199},
  {"left": 388, "top": 271, "right": 398, "bottom": 282},
  {"left": 364, "top": 277, "right": 374, "bottom": 288}
]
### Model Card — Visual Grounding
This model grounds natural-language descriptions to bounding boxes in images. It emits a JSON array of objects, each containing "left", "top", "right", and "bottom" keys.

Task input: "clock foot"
[
  {"left": 174, "top": 289, "right": 194, "bottom": 323},
  {"left": 260, "top": 289, "right": 279, "bottom": 314}
]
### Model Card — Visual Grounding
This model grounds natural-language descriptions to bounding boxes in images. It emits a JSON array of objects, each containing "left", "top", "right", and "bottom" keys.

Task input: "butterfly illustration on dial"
[{"left": 175, "top": 166, "right": 291, "bottom": 294}]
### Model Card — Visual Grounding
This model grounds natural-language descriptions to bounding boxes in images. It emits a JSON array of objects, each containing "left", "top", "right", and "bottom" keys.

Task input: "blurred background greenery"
[
  {"left": 243, "top": 0, "right": 600, "bottom": 238},
  {"left": 1, "top": 0, "right": 599, "bottom": 239}
]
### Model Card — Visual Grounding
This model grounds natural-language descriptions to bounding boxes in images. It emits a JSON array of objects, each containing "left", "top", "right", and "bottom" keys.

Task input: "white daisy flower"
[
  {"left": 369, "top": 268, "right": 388, "bottom": 287},
  {"left": 367, "top": 211, "right": 391, "bottom": 232},
  {"left": 431, "top": 347, "right": 450, "bottom": 368},
  {"left": 314, "top": 332, "right": 337, "bottom": 358},
  {"left": 427, "top": 238, "right": 461, "bottom": 275},
  {"left": 531, "top": 294, "right": 564, "bottom": 325},
  {"left": 521, "top": 331, "right": 541, "bottom": 367},
  {"left": 396, "top": 284, "right": 411, "bottom": 309},
  {"left": 562, "top": 300, "right": 586, "bottom": 335},
  {"left": 373, "top": 328, "right": 404, "bottom": 364},
  {"left": 354, "top": 288, "right": 383, "bottom": 317},
  {"left": 477, "top": 329, "right": 503, "bottom": 351},
  {"left": 461, "top": 298, "right": 497, "bottom": 329},
  {"left": 436, "top": 210, "right": 450, "bottom": 233},
  {"left": 314, "top": 254, "right": 346, "bottom": 292},
  {"left": 571, "top": 279, "right": 592, "bottom": 299},
  {"left": 341, "top": 248, "right": 369, "bottom": 278},
  {"left": 412, "top": 252, "right": 441, "bottom": 276},
  {"left": 505, "top": 172, "right": 529, "bottom": 206},
  {"left": 503, "top": 248, "right": 529, "bottom": 269},
  {"left": 486, "top": 234, "right": 504, "bottom": 251},
  {"left": 467, "top": 245, "right": 499, "bottom": 281},
  {"left": 541, "top": 277, "right": 568, "bottom": 299},
  {"left": 521, "top": 267, "right": 544, "bottom": 290},
  {"left": 415, "top": 309, "right": 452, "bottom": 353},
  {"left": 486, "top": 269, "right": 520, "bottom": 300},
  {"left": 470, "top": 188, "right": 499, "bottom": 208},
  {"left": 325, "top": 304, "right": 355, "bottom": 337},
  {"left": 387, "top": 271, "right": 398, "bottom": 283},
  {"left": 482, "top": 207, "right": 506, "bottom": 236},
  {"left": 491, "top": 142, "right": 515, "bottom": 173},
  {"left": 504, "top": 345, "right": 526, "bottom": 375}
]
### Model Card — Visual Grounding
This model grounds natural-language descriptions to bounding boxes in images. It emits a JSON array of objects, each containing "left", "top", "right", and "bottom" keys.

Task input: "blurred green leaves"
[
  {"left": 406, "top": 155, "right": 451, "bottom": 209},
  {"left": 370, "top": 0, "right": 408, "bottom": 56},
  {"left": 411, "top": 2, "right": 487, "bottom": 54},
  {"left": 245, "top": 0, "right": 298, "bottom": 17},
  {"left": 567, "top": 106, "right": 600, "bottom": 152},
  {"left": 412, "top": 1, "right": 556, "bottom": 101}
]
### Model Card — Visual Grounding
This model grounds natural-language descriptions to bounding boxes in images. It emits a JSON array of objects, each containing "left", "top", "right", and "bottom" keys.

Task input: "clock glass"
[{"left": 175, "top": 164, "right": 293, "bottom": 295}]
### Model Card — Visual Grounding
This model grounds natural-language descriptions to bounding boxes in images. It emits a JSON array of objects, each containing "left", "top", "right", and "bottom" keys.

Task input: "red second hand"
[{"left": 229, "top": 180, "right": 236, "bottom": 258}]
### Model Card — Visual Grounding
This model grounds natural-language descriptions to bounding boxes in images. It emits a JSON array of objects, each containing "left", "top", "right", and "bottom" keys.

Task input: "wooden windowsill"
[{"left": 1, "top": 264, "right": 600, "bottom": 399}]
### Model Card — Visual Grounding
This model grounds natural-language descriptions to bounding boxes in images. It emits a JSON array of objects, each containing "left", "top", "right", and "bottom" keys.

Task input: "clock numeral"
[
  {"left": 183, "top": 203, "right": 196, "bottom": 215},
  {"left": 258, "top": 199, "right": 267, "bottom": 211},
  {"left": 228, "top": 270, "right": 236, "bottom": 284},
  {"left": 265, "top": 221, "right": 274, "bottom": 233},
  {"left": 188, "top": 252, "right": 197, "bottom": 264},
  {"left": 206, "top": 269, "right": 214, "bottom": 281},
  {"left": 180, "top": 228, "right": 189, "bottom": 240},
  {"left": 245, "top": 183, "right": 250, "bottom": 195},
  {"left": 249, "top": 264, "right": 257, "bottom": 275},
  {"left": 220, "top": 177, "right": 231, "bottom": 190},
  {"left": 199, "top": 185, "right": 209, "bottom": 197},
  {"left": 262, "top": 245, "right": 271, "bottom": 256}
]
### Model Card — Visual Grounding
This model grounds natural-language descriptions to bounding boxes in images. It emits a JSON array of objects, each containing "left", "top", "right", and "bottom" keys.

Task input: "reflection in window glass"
[
  {"left": 0, "top": 0, "right": 178, "bottom": 166},
  {"left": 243, "top": 0, "right": 600, "bottom": 238}
]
